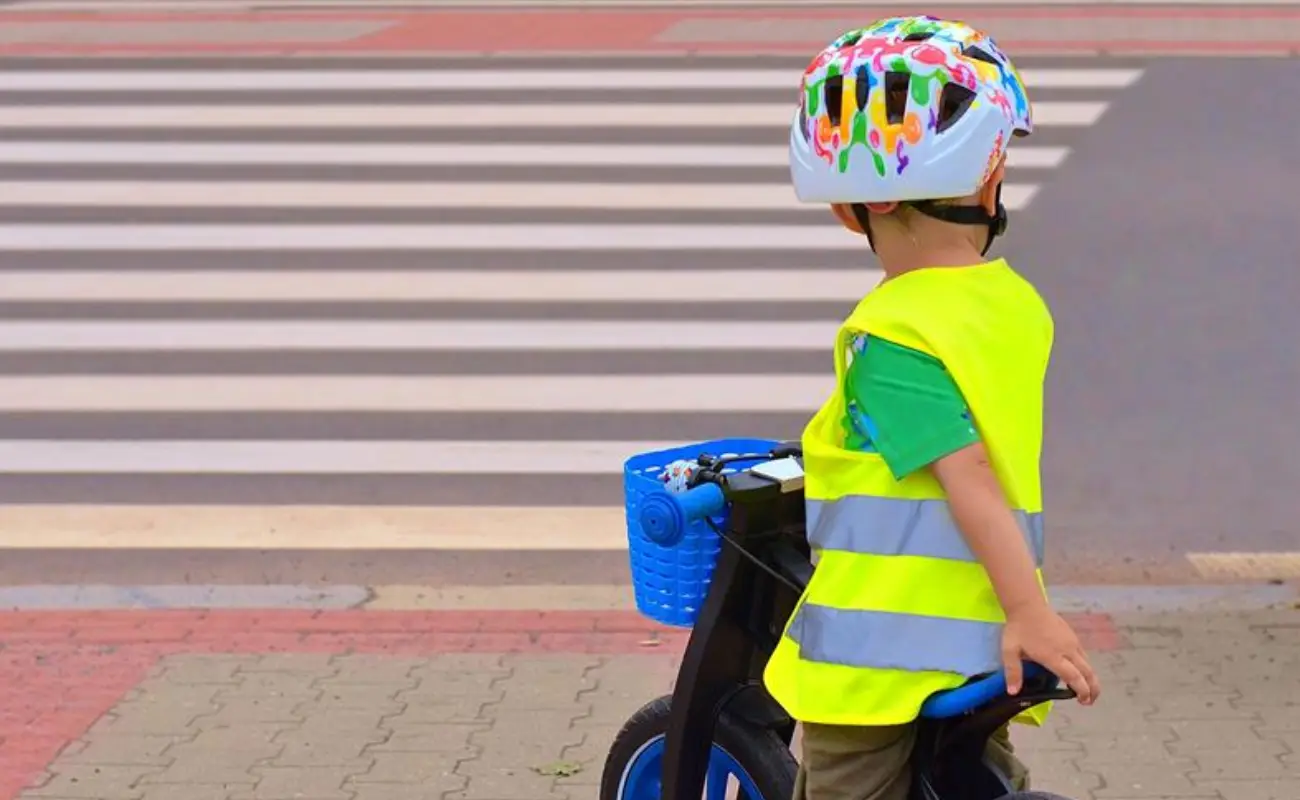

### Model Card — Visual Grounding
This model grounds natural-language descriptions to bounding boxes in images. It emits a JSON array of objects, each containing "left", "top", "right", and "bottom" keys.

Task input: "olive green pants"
[{"left": 793, "top": 722, "right": 1029, "bottom": 800}]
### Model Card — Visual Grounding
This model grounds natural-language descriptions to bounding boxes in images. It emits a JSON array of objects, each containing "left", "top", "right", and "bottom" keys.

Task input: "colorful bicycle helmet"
[{"left": 789, "top": 16, "right": 1032, "bottom": 208}]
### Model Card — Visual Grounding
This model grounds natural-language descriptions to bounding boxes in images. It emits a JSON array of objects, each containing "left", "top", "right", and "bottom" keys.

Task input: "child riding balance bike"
[{"left": 600, "top": 14, "right": 1101, "bottom": 800}]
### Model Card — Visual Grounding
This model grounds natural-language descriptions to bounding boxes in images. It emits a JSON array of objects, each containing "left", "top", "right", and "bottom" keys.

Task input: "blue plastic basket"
[{"left": 623, "top": 438, "right": 779, "bottom": 628}]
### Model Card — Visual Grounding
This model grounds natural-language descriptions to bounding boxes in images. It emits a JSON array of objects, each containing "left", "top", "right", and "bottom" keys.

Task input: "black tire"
[
  {"left": 1002, "top": 793, "right": 1077, "bottom": 799},
  {"left": 599, "top": 693, "right": 798, "bottom": 800}
]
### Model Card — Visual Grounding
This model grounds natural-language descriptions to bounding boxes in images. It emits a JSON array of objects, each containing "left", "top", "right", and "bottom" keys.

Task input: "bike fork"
[{"left": 659, "top": 544, "right": 763, "bottom": 799}]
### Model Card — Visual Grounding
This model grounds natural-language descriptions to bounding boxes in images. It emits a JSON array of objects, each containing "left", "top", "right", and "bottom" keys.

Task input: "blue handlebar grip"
[{"left": 638, "top": 484, "right": 726, "bottom": 547}]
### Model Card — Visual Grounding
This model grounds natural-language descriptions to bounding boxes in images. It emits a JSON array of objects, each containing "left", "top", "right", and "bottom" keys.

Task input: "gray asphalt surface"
[
  {"left": 0, "top": 55, "right": 1290, "bottom": 586},
  {"left": 1014, "top": 58, "right": 1300, "bottom": 579}
]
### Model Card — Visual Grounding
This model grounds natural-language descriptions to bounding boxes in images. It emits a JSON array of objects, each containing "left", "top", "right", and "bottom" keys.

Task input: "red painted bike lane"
[{"left": 1, "top": 6, "right": 1298, "bottom": 56}]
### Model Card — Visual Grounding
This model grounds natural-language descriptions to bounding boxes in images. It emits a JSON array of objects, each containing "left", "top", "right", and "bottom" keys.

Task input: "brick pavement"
[{"left": 1, "top": 608, "right": 1298, "bottom": 800}]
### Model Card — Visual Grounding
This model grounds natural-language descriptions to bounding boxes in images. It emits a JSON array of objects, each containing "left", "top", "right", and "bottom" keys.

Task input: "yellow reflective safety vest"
[{"left": 763, "top": 259, "right": 1054, "bottom": 727}]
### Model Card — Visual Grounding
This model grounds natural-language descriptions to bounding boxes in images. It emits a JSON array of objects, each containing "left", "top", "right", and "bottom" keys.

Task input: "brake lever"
[
  {"left": 689, "top": 468, "right": 722, "bottom": 490},
  {"left": 771, "top": 441, "right": 802, "bottom": 459}
]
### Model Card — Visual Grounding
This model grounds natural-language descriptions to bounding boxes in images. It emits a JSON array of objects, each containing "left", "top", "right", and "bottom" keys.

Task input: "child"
[{"left": 760, "top": 16, "right": 1102, "bottom": 800}]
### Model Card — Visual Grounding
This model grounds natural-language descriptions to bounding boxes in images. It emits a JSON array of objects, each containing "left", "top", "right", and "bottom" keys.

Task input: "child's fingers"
[
  {"left": 1073, "top": 650, "right": 1102, "bottom": 704},
  {"left": 1002, "top": 646, "right": 1024, "bottom": 695},
  {"left": 1052, "top": 657, "right": 1091, "bottom": 704}
]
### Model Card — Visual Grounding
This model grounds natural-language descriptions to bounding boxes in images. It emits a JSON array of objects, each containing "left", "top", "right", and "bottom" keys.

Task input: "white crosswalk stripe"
[
  {"left": 0, "top": 68, "right": 1146, "bottom": 91},
  {"left": 0, "top": 181, "right": 1042, "bottom": 210},
  {"left": 0, "top": 376, "right": 833, "bottom": 411},
  {"left": 0, "top": 101, "right": 1113, "bottom": 128},
  {"left": 0, "top": 269, "right": 874, "bottom": 301},
  {"left": 0, "top": 56, "right": 1144, "bottom": 530},
  {"left": 0, "top": 142, "right": 1070, "bottom": 168}
]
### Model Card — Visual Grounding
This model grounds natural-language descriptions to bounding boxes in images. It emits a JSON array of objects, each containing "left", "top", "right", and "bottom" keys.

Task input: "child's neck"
[{"left": 878, "top": 242, "right": 989, "bottom": 280}]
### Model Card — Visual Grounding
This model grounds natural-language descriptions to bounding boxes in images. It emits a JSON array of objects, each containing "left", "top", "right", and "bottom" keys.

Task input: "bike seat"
[{"left": 919, "top": 662, "right": 1057, "bottom": 719}]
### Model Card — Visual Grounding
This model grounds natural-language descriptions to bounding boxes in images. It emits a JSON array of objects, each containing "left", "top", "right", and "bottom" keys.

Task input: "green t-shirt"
[{"left": 843, "top": 334, "right": 980, "bottom": 480}]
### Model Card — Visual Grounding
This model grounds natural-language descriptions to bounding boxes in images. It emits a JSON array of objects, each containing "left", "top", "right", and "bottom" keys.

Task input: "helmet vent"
[
  {"left": 823, "top": 75, "right": 844, "bottom": 127},
  {"left": 902, "top": 32, "right": 933, "bottom": 42},
  {"left": 884, "top": 71, "right": 910, "bottom": 125},
  {"left": 963, "top": 45, "right": 999, "bottom": 65},
  {"left": 935, "top": 82, "right": 976, "bottom": 133},
  {"left": 854, "top": 65, "right": 871, "bottom": 111}
]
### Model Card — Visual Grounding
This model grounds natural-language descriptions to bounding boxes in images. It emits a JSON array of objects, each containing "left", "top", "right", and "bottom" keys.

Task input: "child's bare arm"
[
  {"left": 931, "top": 442, "right": 1043, "bottom": 614},
  {"left": 932, "top": 442, "right": 1101, "bottom": 705}
]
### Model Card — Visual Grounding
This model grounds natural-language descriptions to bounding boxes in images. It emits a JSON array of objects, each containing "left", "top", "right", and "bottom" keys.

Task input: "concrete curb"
[
  {"left": 1049, "top": 583, "right": 1298, "bottom": 613},
  {"left": 0, "top": 582, "right": 1293, "bottom": 611}
]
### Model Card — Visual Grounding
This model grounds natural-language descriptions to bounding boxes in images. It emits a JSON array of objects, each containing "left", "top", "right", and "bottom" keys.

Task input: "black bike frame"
[{"left": 658, "top": 461, "right": 810, "bottom": 799}]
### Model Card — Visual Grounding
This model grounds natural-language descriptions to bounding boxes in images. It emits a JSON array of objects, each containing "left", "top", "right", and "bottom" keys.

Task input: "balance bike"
[{"left": 601, "top": 439, "right": 1077, "bottom": 800}]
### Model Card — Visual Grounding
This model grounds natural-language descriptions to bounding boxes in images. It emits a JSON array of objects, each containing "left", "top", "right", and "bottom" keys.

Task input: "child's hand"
[{"left": 1001, "top": 603, "right": 1101, "bottom": 705}]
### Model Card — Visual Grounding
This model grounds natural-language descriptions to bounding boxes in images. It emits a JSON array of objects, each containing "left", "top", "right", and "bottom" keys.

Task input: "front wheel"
[{"left": 600, "top": 694, "right": 797, "bottom": 800}]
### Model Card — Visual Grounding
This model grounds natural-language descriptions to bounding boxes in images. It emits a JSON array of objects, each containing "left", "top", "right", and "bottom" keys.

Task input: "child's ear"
[
  {"left": 830, "top": 202, "right": 897, "bottom": 235},
  {"left": 830, "top": 203, "right": 863, "bottom": 234},
  {"left": 980, "top": 153, "right": 1008, "bottom": 215}
]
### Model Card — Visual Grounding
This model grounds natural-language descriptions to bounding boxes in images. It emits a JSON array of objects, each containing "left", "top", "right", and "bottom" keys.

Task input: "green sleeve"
[{"left": 844, "top": 335, "right": 980, "bottom": 480}]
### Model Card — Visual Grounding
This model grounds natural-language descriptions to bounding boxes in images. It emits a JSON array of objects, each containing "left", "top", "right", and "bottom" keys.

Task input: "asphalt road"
[
  {"left": 1013, "top": 58, "right": 1300, "bottom": 580},
  {"left": 0, "top": 55, "right": 1293, "bottom": 587}
]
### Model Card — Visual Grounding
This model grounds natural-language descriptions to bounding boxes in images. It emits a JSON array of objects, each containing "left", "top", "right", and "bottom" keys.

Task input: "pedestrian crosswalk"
[{"left": 0, "top": 55, "right": 1145, "bottom": 508}]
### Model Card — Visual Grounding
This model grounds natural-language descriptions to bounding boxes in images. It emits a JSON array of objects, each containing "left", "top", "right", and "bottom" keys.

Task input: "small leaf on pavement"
[{"left": 532, "top": 760, "right": 584, "bottom": 777}]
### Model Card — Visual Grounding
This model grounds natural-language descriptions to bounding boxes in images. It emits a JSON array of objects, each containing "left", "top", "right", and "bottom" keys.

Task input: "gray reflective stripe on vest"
[
  {"left": 787, "top": 603, "right": 1003, "bottom": 676},
  {"left": 806, "top": 496, "right": 1044, "bottom": 566}
]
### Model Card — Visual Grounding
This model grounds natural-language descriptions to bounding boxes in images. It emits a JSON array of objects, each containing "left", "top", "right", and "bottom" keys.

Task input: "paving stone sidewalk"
[{"left": 2, "top": 608, "right": 1299, "bottom": 800}]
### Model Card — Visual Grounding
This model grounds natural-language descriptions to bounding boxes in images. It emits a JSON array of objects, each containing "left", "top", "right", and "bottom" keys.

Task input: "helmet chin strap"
[{"left": 850, "top": 184, "right": 1008, "bottom": 257}]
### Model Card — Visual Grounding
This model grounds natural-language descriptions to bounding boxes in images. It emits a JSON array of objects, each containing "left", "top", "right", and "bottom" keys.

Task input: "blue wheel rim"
[{"left": 617, "top": 733, "right": 767, "bottom": 799}]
